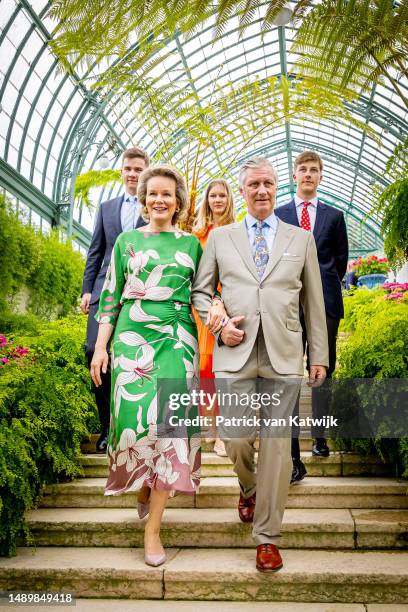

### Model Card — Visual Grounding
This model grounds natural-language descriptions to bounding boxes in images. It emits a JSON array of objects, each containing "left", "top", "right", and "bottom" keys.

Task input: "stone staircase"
[{"left": 1, "top": 437, "right": 408, "bottom": 608}]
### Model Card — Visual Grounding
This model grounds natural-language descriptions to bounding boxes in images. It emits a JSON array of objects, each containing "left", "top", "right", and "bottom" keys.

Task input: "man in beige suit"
[{"left": 192, "top": 157, "right": 328, "bottom": 572}]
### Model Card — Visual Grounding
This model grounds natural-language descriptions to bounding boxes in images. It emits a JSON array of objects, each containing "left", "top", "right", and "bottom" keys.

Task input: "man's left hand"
[
  {"left": 80, "top": 292, "right": 91, "bottom": 314},
  {"left": 206, "top": 299, "right": 227, "bottom": 334},
  {"left": 308, "top": 365, "right": 327, "bottom": 388}
]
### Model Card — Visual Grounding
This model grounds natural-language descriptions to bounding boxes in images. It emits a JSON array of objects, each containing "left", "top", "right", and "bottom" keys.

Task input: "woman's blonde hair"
[
  {"left": 137, "top": 165, "right": 189, "bottom": 226},
  {"left": 193, "top": 179, "right": 235, "bottom": 236}
]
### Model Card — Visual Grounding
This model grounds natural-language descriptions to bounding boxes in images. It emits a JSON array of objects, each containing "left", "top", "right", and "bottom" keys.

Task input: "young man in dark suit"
[
  {"left": 275, "top": 151, "right": 349, "bottom": 481},
  {"left": 80, "top": 147, "right": 149, "bottom": 452}
]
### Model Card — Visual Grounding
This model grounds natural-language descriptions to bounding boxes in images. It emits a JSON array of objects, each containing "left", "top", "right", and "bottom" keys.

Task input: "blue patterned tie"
[
  {"left": 123, "top": 196, "right": 137, "bottom": 231},
  {"left": 254, "top": 221, "right": 269, "bottom": 279}
]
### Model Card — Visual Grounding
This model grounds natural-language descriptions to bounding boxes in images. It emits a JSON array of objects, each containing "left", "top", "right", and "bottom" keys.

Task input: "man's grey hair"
[{"left": 239, "top": 157, "right": 278, "bottom": 187}]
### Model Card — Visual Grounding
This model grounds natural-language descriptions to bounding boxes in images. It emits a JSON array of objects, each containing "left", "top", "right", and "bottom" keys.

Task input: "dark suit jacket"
[
  {"left": 275, "top": 199, "right": 348, "bottom": 319},
  {"left": 82, "top": 195, "right": 147, "bottom": 305}
]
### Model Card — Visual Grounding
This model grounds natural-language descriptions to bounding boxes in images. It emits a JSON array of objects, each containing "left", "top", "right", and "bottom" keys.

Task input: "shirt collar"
[
  {"left": 294, "top": 194, "right": 318, "bottom": 207},
  {"left": 245, "top": 211, "right": 278, "bottom": 230},
  {"left": 124, "top": 192, "right": 138, "bottom": 203}
]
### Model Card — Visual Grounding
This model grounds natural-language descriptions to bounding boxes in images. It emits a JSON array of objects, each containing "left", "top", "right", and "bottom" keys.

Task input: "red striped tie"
[{"left": 300, "top": 202, "right": 311, "bottom": 231}]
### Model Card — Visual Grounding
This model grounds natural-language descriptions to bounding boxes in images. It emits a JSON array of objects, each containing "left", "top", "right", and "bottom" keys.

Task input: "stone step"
[
  {"left": 1, "top": 547, "right": 408, "bottom": 603},
  {"left": 41, "top": 477, "right": 408, "bottom": 510},
  {"left": 26, "top": 507, "right": 408, "bottom": 550},
  {"left": 80, "top": 452, "right": 393, "bottom": 478},
  {"left": 197, "top": 477, "right": 408, "bottom": 510},
  {"left": 54, "top": 602, "right": 376, "bottom": 612},
  {"left": 81, "top": 435, "right": 325, "bottom": 454},
  {"left": 55, "top": 602, "right": 408, "bottom": 612}
]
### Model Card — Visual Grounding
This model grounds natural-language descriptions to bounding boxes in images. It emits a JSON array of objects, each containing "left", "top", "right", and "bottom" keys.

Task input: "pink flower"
[
  {"left": 0, "top": 335, "right": 7, "bottom": 347},
  {"left": 14, "top": 346, "right": 29, "bottom": 357},
  {"left": 382, "top": 282, "right": 408, "bottom": 294},
  {"left": 0, "top": 358, "right": 10, "bottom": 364},
  {"left": 385, "top": 292, "right": 404, "bottom": 301}
]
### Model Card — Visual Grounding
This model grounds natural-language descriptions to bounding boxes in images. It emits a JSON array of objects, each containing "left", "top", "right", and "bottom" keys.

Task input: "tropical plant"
[
  {"left": 49, "top": 1, "right": 310, "bottom": 71},
  {"left": 376, "top": 178, "right": 408, "bottom": 268},
  {"left": 0, "top": 314, "right": 96, "bottom": 557},
  {"left": 382, "top": 137, "right": 408, "bottom": 182},
  {"left": 336, "top": 288, "right": 408, "bottom": 477},
  {"left": 50, "top": 0, "right": 396, "bottom": 234},
  {"left": 0, "top": 194, "right": 84, "bottom": 319},
  {"left": 339, "top": 289, "right": 408, "bottom": 377},
  {"left": 292, "top": 0, "right": 408, "bottom": 109},
  {"left": 369, "top": 137, "right": 408, "bottom": 268},
  {"left": 75, "top": 169, "right": 121, "bottom": 207},
  {"left": 49, "top": 0, "right": 408, "bottom": 105},
  {"left": 74, "top": 71, "right": 373, "bottom": 226}
]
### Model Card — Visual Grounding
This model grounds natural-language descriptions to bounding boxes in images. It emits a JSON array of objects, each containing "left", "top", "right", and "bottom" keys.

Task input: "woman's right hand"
[{"left": 90, "top": 347, "right": 109, "bottom": 386}]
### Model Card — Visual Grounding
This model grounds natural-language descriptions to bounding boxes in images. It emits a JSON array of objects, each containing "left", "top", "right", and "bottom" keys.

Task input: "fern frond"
[
  {"left": 74, "top": 169, "right": 121, "bottom": 207},
  {"left": 292, "top": 0, "right": 408, "bottom": 108}
]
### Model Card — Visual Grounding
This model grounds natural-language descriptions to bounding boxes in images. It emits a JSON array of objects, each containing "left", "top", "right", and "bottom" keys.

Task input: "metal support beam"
[
  {"left": 249, "top": 138, "right": 389, "bottom": 187},
  {"left": 18, "top": 0, "right": 127, "bottom": 208},
  {"left": 0, "top": 158, "right": 91, "bottom": 249},
  {"left": 174, "top": 32, "right": 224, "bottom": 171},
  {"left": 278, "top": 25, "right": 294, "bottom": 195},
  {"left": 0, "top": 158, "right": 55, "bottom": 223},
  {"left": 54, "top": 93, "right": 127, "bottom": 236},
  {"left": 349, "top": 248, "right": 379, "bottom": 255},
  {"left": 349, "top": 85, "right": 377, "bottom": 209},
  {"left": 277, "top": 182, "right": 382, "bottom": 241}
]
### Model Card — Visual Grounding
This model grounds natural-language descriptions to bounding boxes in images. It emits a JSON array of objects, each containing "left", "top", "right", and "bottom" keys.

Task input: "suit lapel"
[
  {"left": 313, "top": 201, "right": 327, "bottom": 242},
  {"left": 114, "top": 195, "right": 125, "bottom": 235},
  {"left": 135, "top": 214, "right": 147, "bottom": 228},
  {"left": 229, "top": 221, "right": 259, "bottom": 282},
  {"left": 287, "top": 200, "right": 300, "bottom": 227},
  {"left": 262, "top": 221, "right": 294, "bottom": 282}
]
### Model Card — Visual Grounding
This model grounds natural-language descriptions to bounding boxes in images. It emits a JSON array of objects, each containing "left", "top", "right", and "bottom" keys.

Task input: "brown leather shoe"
[
  {"left": 238, "top": 491, "right": 256, "bottom": 523},
  {"left": 256, "top": 544, "right": 283, "bottom": 572}
]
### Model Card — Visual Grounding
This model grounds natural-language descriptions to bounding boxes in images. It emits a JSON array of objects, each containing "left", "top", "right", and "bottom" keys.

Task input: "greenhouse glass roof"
[{"left": 1, "top": 0, "right": 407, "bottom": 254}]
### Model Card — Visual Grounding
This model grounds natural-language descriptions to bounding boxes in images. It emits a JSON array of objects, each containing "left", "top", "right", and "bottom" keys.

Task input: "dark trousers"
[
  {"left": 292, "top": 313, "right": 340, "bottom": 460},
  {"left": 86, "top": 302, "right": 111, "bottom": 432}
]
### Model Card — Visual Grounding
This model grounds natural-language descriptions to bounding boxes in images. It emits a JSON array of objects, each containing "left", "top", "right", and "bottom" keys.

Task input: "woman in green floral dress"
[{"left": 90, "top": 165, "right": 225, "bottom": 566}]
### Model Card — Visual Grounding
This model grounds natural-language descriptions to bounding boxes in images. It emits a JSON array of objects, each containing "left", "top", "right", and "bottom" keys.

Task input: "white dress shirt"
[
  {"left": 121, "top": 192, "right": 141, "bottom": 231},
  {"left": 294, "top": 195, "right": 318, "bottom": 232},
  {"left": 245, "top": 211, "right": 279, "bottom": 255}
]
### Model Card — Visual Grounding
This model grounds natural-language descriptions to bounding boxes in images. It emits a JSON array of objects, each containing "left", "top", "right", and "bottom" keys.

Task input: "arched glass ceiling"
[{"left": 0, "top": 0, "right": 406, "bottom": 253}]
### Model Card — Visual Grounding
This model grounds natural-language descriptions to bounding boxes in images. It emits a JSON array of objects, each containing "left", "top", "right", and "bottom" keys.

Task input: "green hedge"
[
  {"left": 0, "top": 195, "right": 84, "bottom": 318},
  {"left": 0, "top": 315, "right": 96, "bottom": 557},
  {"left": 0, "top": 196, "right": 100, "bottom": 557},
  {"left": 335, "top": 288, "right": 408, "bottom": 476}
]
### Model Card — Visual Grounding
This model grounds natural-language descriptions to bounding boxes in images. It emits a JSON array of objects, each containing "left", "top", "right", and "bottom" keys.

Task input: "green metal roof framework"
[{"left": 0, "top": 0, "right": 407, "bottom": 254}]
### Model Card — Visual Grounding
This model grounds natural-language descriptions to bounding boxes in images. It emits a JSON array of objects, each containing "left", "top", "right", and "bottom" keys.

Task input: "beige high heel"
[
  {"left": 144, "top": 529, "right": 166, "bottom": 567},
  {"left": 214, "top": 438, "right": 227, "bottom": 457},
  {"left": 144, "top": 551, "right": 166, "bottom": 567}
]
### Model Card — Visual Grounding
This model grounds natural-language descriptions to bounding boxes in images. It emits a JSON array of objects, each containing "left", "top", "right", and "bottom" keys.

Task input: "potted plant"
[{"left": 351, "top": 255, "right": 390, "bottom": 288}]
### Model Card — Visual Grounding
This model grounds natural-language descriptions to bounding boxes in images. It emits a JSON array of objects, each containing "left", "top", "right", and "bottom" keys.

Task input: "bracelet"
[{"left": 211, "top": 296, "right": 223, "bottom": 305}]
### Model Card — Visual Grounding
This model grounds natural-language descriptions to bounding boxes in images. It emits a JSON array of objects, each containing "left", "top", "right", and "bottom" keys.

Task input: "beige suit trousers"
[{"left": 215, "top": 325, "right": 301, "bottom": 545}]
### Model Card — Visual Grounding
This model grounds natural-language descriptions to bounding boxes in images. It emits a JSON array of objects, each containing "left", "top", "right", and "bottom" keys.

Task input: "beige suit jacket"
[{"left": 191, "top": 218, "right": 329, "bottom": 375}]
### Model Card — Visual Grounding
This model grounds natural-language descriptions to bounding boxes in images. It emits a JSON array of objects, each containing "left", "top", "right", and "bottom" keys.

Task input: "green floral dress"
[{"left": 95, "top": 229, "right": 203, "bottom": 496}]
